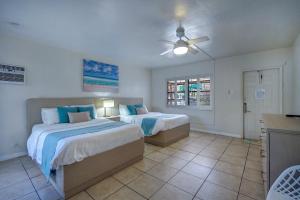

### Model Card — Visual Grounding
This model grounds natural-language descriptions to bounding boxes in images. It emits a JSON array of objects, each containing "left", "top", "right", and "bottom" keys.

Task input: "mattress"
[
  {"left": 120, "top": 112, "right": 189, "bottom": 136},
  {"left": 27, "top": 118, "right": 143, "bottom": 170}
]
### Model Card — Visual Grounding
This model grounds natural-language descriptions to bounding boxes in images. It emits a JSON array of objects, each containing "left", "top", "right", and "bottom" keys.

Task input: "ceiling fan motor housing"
[{"left": 176, "top": 26, "right": 185, "bottom": 38}]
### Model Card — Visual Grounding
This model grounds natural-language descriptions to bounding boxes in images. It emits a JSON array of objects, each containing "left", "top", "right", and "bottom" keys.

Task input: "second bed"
[{"left": 120, "top": 112, "right": 190, "bottom": 147}]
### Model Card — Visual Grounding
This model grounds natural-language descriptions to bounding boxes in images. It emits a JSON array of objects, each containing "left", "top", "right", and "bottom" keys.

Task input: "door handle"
[{"left": 243, "top": 102, "right": 251, "bottom": 113}]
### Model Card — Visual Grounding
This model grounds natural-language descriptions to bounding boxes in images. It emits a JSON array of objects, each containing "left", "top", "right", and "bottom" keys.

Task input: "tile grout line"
[
  {"left": 85, "top": 189, "right": 97, "bottom": 200},
  {"left": 235, "top": 141, "right": 264, "bottom": 200},
  {"left": 234, "top": 140, "right": 250, "bottom": 200},
  {"left": 133, "top": 152, "right": 180, "bottom": 199},
  {"left": 86, "top": 167, "right": 148, "bottom": 200},
  {"left": 77, "top": 134, "right": 255, "bottom": 200},
  {"left": 114, "top": 171, "right": 149, "bottom": 199},
  {"left": 19, "top": 158, "right": 42, "bottom": 200},
  {"left": 101, "top": 165, "right": 159, "bottom": 200},
  {"left": 87, "top": 135, "right": 259, "bottom": 200},
  {"left": 164, "top": 135, "right": 245, "bottom": 199},
  {"left": 191, "top": 135, "right": 233, "bottom": 200},
  {"left": 86, "top": 136, "right": 250, "bottom": 200},
  {"left": 128, "top": 134, "right": 215, "bottom": 199},
  {"left": 85, "top": 177, "right": 123, "bottom": 200},
  {"left": 142, "top": 134, "right": 226, "bottom": 199}
]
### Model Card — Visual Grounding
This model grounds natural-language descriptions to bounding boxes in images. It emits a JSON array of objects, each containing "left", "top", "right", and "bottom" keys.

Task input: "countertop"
[{"left": 262, "top": 114, "right": 300, "bottom": 134}]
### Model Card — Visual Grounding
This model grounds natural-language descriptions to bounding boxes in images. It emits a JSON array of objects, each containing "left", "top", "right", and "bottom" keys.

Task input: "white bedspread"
[
  {"left": 27, "top": 118, "right": 143, "bottom": 170},
  {"left": 120, "top": 112, "right": 189, "bottom": 136}
]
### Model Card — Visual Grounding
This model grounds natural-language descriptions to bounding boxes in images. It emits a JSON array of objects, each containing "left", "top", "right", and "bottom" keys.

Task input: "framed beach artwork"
[{"left": 83, "top": 59, "right": 119, "bottom": 93}]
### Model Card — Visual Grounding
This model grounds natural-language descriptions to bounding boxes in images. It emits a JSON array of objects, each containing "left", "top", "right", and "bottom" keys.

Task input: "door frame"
[{"left": 242, "top": 65, "right": 283, "bottom": 139}]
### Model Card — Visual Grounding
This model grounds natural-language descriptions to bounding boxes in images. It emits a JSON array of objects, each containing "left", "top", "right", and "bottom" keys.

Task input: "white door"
[{"left": 243, "top": 68, "right": 281, "bottom": 139}]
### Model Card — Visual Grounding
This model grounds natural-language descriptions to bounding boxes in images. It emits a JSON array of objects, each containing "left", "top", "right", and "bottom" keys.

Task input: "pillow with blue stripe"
[{"left": 57, "top": 106, "right": 78, "bottom": 123}]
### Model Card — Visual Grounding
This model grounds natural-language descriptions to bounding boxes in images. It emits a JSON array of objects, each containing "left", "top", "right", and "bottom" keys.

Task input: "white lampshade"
[{"left": 103, "top": 100, "right": 115, "bottom": 108}]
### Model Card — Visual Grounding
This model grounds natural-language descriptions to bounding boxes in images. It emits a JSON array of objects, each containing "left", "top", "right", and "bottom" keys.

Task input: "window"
[
  {"left": 167, "top": 75, "right": 212, "bottom": 110},
  {"left": 188, "top": 78, "right": 198, "bottom": 106},
  {"left": 167, "top": 80, "right": 175, "bottom": 106},
  {"left": 198, "top": 77, "right": 211, "bottom": 106},
  {"left": 176, "top": 79, "right": 186, "bottom": 106}
]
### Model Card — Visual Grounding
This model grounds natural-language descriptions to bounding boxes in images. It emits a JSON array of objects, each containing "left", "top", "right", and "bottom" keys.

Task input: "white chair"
[{"left": 267, "top": 165, "right": 300, "bottom": 200}]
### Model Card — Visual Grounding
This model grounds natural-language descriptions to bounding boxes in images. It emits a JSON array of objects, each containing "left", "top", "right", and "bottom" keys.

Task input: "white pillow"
[
  {"left": 143, "top": 105, "right": 149, "bottom": 113},
  {"left": 119, "top": 104, "right": 129, "bottom": 116},
  {"left": 41, "top": 108, "right": 59, "bottom": 125}
]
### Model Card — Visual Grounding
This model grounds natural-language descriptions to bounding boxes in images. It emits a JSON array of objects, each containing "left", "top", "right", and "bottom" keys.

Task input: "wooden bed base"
[
  {"left": 144, "top": 123, "right": 190, "bottom": 147},
  {"left": 48, "top": 138, "right": 144, "bottom": 199}
]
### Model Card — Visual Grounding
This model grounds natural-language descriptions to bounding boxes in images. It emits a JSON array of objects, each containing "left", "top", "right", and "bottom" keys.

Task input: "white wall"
[
  {"left": 0, "top": 33, "right": 151, "bottom": 160},
  {"left": 293, "top": 34, "right": 300, "bottom": 113},
  {"left": 152, "top": 48, "right": 293, "bottom": 138}
]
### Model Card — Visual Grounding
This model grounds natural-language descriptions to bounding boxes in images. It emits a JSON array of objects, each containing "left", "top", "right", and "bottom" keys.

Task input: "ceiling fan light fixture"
[
  {"left": 173, "top": 40, "right": 188, "bottom": 55},
  {"left": 173, "top": 46, "right": 188, "bottom": 55},
  {"left": 159, "top": 23, "right": 207, "bottom": 56}
]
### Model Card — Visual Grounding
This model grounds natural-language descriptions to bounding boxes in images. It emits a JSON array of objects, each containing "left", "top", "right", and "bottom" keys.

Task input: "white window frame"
[
  {"left": 167, "top": 79, "right": 186, "bottom": 107},
  {"left": 166, "top": 74, "right": 213, "bottom": 110}
]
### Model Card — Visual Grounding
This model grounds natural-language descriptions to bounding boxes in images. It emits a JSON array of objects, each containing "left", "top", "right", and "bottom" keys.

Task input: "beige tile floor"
[{"left": 0, "top": 132, "right": 265, "bottom": 200}]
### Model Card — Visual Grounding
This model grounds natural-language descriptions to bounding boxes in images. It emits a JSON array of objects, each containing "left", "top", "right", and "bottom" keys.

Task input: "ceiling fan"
[{"left": 160, "top": 23, "right": 209, "bottom": 56}]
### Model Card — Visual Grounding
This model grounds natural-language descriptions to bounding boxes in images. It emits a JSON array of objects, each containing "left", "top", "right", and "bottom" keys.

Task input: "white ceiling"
[{"left": 0, "top": 0, "right": 300, "bottom": 68}]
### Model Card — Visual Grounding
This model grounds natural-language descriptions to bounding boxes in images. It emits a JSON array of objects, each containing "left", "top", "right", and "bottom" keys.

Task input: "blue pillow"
[
  {"left": 135, "top": 104, "right": 143, "bottom": 109},
  {"left": 78, "top": 106, "right": 95, "bottom": 119},
  {"left": 57, "top": 106, "right": 78, "bottom": 123},
  {"left": 127, "top": 104, "right": 144, "bottom": 115},
  {"left": 127, "top": 105, "right": 137, "bottom": 115}
]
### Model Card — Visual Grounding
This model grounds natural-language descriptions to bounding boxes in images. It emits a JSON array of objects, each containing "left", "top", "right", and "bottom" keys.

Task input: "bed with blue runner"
[
  {"left": 141, "top": 114, "right": 177, "bottom": 136},
  {"left": 41, "top": 121, "right": 127, "bottom": 178}
]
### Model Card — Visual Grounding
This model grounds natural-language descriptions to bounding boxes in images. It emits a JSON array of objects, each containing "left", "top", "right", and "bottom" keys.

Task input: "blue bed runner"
[
  {"left": 141, "top": 118, "right": 158, "bottom": 136},
  {"left": 141, "top": 114, "right": 177, "bottom": 136},
  {"left": 41, "top": 121, "right": 127, "bottom": 178}
]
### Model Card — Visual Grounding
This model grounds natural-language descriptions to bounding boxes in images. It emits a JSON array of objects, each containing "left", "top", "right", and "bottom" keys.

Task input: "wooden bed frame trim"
[
  {"left": 144, "top": 123, "right": 190, "bottom": 147},
  {"left": 50, "top": 138, "right": 144, "bottom": 199}
]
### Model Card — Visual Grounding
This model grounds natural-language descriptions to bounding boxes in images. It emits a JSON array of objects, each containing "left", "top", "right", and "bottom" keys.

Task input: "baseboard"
[
  {"left": 0, "top": 152, "right": 27, "bottom": 161},
  {"left": 190, "top": 128, "right": 242, "bottom": 138}
]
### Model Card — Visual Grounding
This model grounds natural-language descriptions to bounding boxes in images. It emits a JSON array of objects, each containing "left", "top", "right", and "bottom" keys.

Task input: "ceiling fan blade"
[
  {"left": 158, "top": 39, "right": 175, "bottom": 45},
  {"left": 189, "top": 46, "right": 199, "bottom": 54},
  {"left": 187, "top": 36, "right": 209, "bottom": 45},
  {"left": 160, "top": 49, "right": 173, "bottom": 56}
]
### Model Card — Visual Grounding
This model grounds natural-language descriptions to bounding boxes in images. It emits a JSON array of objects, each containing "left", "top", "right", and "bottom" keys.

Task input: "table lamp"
[{"left": 103, "top": 100, "right": 115, "bottom": 117}]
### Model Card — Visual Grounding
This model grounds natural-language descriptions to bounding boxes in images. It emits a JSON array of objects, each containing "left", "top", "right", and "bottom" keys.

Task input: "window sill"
[{"left": 166, "top": 105, "right": 213, "bottom": 111}]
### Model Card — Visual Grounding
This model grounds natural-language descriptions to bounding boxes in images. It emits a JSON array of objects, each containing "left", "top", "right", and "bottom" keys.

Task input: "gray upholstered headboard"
[{"left": 26, "top": 97, "right": 143, "bottom": 134}]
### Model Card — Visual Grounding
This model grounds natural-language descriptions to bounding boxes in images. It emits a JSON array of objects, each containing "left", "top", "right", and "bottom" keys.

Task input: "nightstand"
[{"left": 105, "top": 115, "right": 120, "bottom": 121}]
